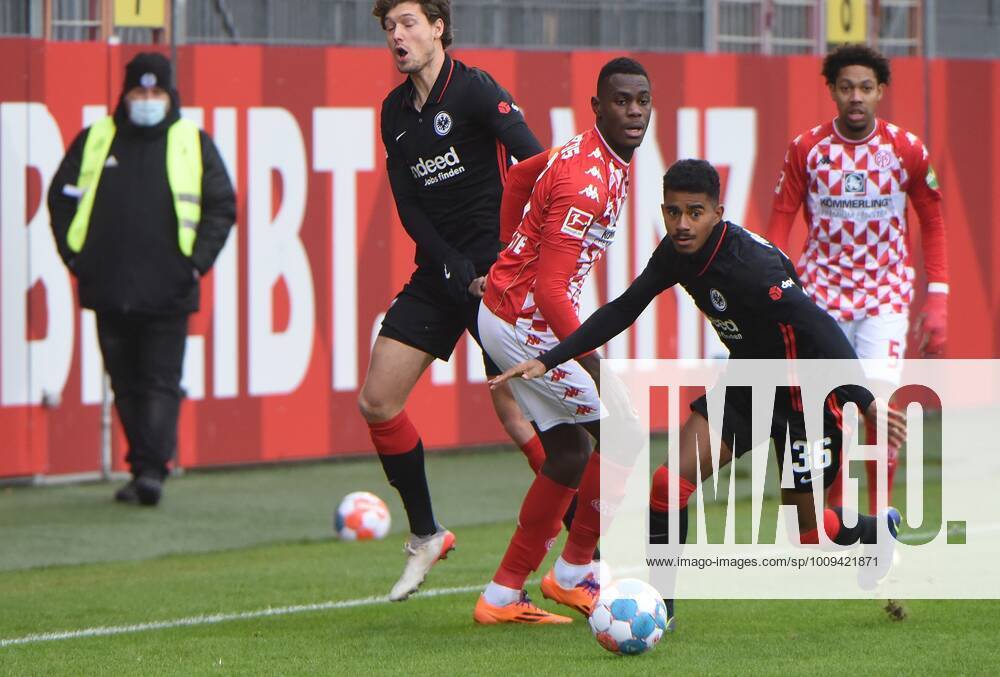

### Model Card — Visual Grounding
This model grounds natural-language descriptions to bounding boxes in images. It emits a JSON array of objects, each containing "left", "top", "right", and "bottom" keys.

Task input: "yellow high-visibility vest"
[{"left": 66, "top": 116, "right": 202, "bottom": 256}]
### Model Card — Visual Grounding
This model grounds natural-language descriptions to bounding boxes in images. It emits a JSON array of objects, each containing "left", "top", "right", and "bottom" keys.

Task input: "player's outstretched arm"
[{"left": 489, "top": 359, "right": 546, "bottom": 388}]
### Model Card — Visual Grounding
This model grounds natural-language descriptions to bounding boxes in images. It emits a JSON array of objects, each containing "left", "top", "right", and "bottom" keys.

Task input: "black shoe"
[
  {"left": 114, "top": 479, "right": 140, "bottom": 504},
  {"left": 114, "top": 476, "right": 162, "bottom": 506},
  {"left": 134, "top": 475, "right": 162, "bottom": 506}
]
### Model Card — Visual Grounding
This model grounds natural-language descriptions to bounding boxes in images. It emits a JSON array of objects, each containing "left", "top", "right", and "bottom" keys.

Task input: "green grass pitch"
[{"left": 1, "top": 442, "right": 997, "bottom": 675}]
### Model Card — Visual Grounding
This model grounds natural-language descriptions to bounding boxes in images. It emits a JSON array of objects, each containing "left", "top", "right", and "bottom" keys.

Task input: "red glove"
[{"left": 916, "top": 291, "right": 948, "bottom": 356}]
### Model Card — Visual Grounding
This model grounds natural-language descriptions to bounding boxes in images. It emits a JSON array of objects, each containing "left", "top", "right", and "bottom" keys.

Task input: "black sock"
[
  {"left": 377, "top": 440, "right": 437, "bottom": 537},
  {"left": 650, "top": 506, "right": 687, "bottom": 615},
  {"left": 649, "top": 506, "right": 688, "bottom": 545},
  {"left": 830, "top": 507, "right": 879, "bottom": 545},
  {"left": 562, "top": 494, "right": 578, "bottom": 532}
]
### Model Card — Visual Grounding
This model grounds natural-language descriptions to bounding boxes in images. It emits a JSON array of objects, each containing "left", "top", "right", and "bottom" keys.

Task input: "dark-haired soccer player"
[
  {"left": 767, "top": 45, "right": 947, "bottom": 512},
  {"left": 473, "top": 57, "right": 651, "bottom": 624},
  {"left": 494, "top": 159, "right": 906, "bottom": 624},
  {"left": 364, "top": 0, "right": 544, "bottom": 602}
]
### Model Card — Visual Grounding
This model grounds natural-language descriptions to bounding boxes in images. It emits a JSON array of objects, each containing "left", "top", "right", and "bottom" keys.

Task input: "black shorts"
[
  {"left": 379, "top": 266, "right": 500, "bottom": 376},
  {"left": 690, "top": 387, "right": 847, "bottom": 493}
]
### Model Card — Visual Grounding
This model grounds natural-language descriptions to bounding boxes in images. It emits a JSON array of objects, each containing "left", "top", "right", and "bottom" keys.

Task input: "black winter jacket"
[{"left": 48, "top": 88, "right": 235, "bottom": 314}]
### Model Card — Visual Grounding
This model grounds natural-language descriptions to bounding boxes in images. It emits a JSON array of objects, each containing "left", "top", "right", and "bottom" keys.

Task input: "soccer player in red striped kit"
[
  {"left": 473, "top": 57, "right": 652, "bottom": 624},
  {"left": 767, "top": 45, "right": 947, "bottom": 513}
]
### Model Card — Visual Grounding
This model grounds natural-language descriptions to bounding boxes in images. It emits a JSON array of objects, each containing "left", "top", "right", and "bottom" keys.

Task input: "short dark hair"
[
  {"left": 663, "top": 159, "right": 721, "bottom": 203},
  {"left": 822, "top": 44, "right": 890, "bottom": 85},
  {"left": 372, "top": 0, "right": 453, "bottom": 49},
  {"left": 597, "top": 57, "right": 649, "bottom": 93}
]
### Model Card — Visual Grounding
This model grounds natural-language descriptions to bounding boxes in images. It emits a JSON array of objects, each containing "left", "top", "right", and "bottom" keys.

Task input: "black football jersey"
[
  {"left": 380, "top": 54, "right": 542, "bottom": 272},
  {"left": 540, "top": 220, "right": 874, "bottom": 410}
]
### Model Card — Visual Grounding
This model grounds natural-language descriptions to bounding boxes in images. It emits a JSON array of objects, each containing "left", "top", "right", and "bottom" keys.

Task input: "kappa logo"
[
  {"left": 710, "top": 288, "right": 727, "bottom": 311},
  {"left": 589, "top": 148, "right": 602, "bottom": 159},
  {"left": 578, "top": 184, "right": 600, "bottom": 201},
  {"left": 433, "top": 110, "right": 452, "bottom": 136},
  {"left": 561, "top": 206, "right": 594, "bottom": 239},
  {"left": 819, "top": 155, "right": 832, "bottom": 165},
  {"left": 844, "top": 171, "right": 866, "bottom": 194},
  {"left": 563, "top": 386, "right": 584, "bottom": 400},
  {"left": 585, "top": 166, "right": 603, "bottom": 181},
  {"left": 550, "top": 368, "right": 570, "bottom": 383},
  {"left": 575, "top": 404, "right": 596, "bottom": 415}
]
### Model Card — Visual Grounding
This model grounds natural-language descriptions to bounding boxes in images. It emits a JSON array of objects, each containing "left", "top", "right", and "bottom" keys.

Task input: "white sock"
[
  {"left": 592, "top": 559, "right": 612, "bottom": 585},
  {"left": 484, "top": 581, "right": 520, "bottom": 607},
  {"left": 554, "top": 556, "right": 592, "bottom": 589}
]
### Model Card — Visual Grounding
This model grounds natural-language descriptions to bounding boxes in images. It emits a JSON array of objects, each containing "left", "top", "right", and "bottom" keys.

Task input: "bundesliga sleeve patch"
[
  {"left": 561, "top": 207, "right": 594, "bottom": 238},
  {"left": 926, "top": 165, "right": 940, "bottom": 189}
]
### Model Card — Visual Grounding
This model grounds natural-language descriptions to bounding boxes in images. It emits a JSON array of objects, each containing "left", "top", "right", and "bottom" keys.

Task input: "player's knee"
[
  {"left": 545, "top": 446, "right": 591, "bottom": 483},
  {"left": 357, "top": 387, "right": 400, "bottom": 423}
]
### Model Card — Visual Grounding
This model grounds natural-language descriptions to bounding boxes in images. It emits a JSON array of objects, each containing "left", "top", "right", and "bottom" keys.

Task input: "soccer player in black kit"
[
  {"left": 362, "top": 0, "right": 544, "bottom": 602},
  {"left": 493, "top": 159, "right": 907, "bottom": 625}
]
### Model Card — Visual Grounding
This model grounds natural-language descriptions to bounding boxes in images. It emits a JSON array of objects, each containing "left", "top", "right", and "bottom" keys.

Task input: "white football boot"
[{"left": 388, "top": 528, "right": 456, "bottom": 601}]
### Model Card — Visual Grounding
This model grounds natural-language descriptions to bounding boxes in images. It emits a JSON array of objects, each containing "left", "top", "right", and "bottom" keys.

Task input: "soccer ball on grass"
[
  {"left": 588, "top": 578, "right": 668, "bottom": 656},
  {"left": 334, "top": 491, "right": 391, "bottom": 541}
]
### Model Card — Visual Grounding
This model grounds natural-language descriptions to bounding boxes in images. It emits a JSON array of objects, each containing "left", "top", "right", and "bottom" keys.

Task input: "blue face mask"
[{"left": 129, "top": 98, "right": 168, "bottom": 127}]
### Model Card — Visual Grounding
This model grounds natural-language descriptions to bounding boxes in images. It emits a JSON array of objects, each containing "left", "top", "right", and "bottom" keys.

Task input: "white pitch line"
[
  {"left": 3, "top": 523, "right": 996, "bottom": 649},
  {"left": 0, "top": 583, "right": 486, "bottom": 648}
]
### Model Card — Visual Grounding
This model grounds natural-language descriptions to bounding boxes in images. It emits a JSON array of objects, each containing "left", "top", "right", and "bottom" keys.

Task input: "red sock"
[
  {"left": 562, "top": 453, "right": 613, "bottom": 565},
  {"left": 649, "top": 466, "right": 696, "bottom": 512},
  {"left": 519, "top": 435, "right": 545, "bottom": 475},
  {"left": 367, "top": 410, "right": 419, "bottom": 455},
  {"left": 864, "top": 416, "right": 899, "bottom": 512},
  {"left": 800, "top": 509, "right": 842, "bottom": 544},
  {"left": 494, "top": 473, "right": 576, "bottom": 589}
]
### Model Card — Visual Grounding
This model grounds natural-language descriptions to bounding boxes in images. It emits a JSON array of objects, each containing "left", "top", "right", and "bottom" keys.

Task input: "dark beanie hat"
[{"left": 123, "top": 52, "right": 173, "bottom": 91}]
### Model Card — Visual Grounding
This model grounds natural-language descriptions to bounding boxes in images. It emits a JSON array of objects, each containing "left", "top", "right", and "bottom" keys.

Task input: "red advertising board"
[{"left": 0, "top": 39, "right": 995, "bottom": 477}]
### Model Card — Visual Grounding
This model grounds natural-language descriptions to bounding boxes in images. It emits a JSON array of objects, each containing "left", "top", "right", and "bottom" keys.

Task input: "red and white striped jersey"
[
  {"left": 483, "top": 127, "right": 631, "bottom": 340},
  {"left": 768, "top": 118, "right": 946, "bottom": 321}
]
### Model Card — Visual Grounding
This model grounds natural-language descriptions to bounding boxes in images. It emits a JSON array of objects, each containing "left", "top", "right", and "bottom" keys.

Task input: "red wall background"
[{"left": 0, "top": 39, "right": 994, "bottom": 478}]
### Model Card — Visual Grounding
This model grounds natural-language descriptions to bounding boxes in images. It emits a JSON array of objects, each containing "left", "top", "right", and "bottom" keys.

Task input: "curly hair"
[
  {"left": 822, "top": 44, "right": 891, "bottom": 85},
  {"left": 663, "top": 160, "right": 721, "bottom": 203},
  {"left": 372, "top": 0, "right": 453, "bottom": 49}
]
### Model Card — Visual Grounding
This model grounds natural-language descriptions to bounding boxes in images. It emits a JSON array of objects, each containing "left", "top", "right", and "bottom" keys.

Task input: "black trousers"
[{"left": 96, "top": 311, "right": 188, "bottom": 480}]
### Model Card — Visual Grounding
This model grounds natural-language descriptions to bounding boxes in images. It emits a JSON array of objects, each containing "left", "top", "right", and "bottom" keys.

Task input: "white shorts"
[
  {"left": 478, "top": 303, "right": 601, "bottom": 431},
  {"left": 836, "top": 311, "right": 908, "bottom": 386}
]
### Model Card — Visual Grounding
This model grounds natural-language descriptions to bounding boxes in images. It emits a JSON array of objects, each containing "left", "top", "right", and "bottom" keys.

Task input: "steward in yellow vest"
[
  {"left": 47, "top": 53, "right": 235, "bottom": 506},
  {"left": 49, "top": 53, "right": 235, "bottom": 316}
]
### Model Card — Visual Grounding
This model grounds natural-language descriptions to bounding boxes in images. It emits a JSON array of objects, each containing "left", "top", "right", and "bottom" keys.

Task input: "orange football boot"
[
  {"left": 540, "top": 570, "right": 599, "bottom": 617},
  {"left": 473, "top": 591, "right": 573, "bottom": 625}
]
